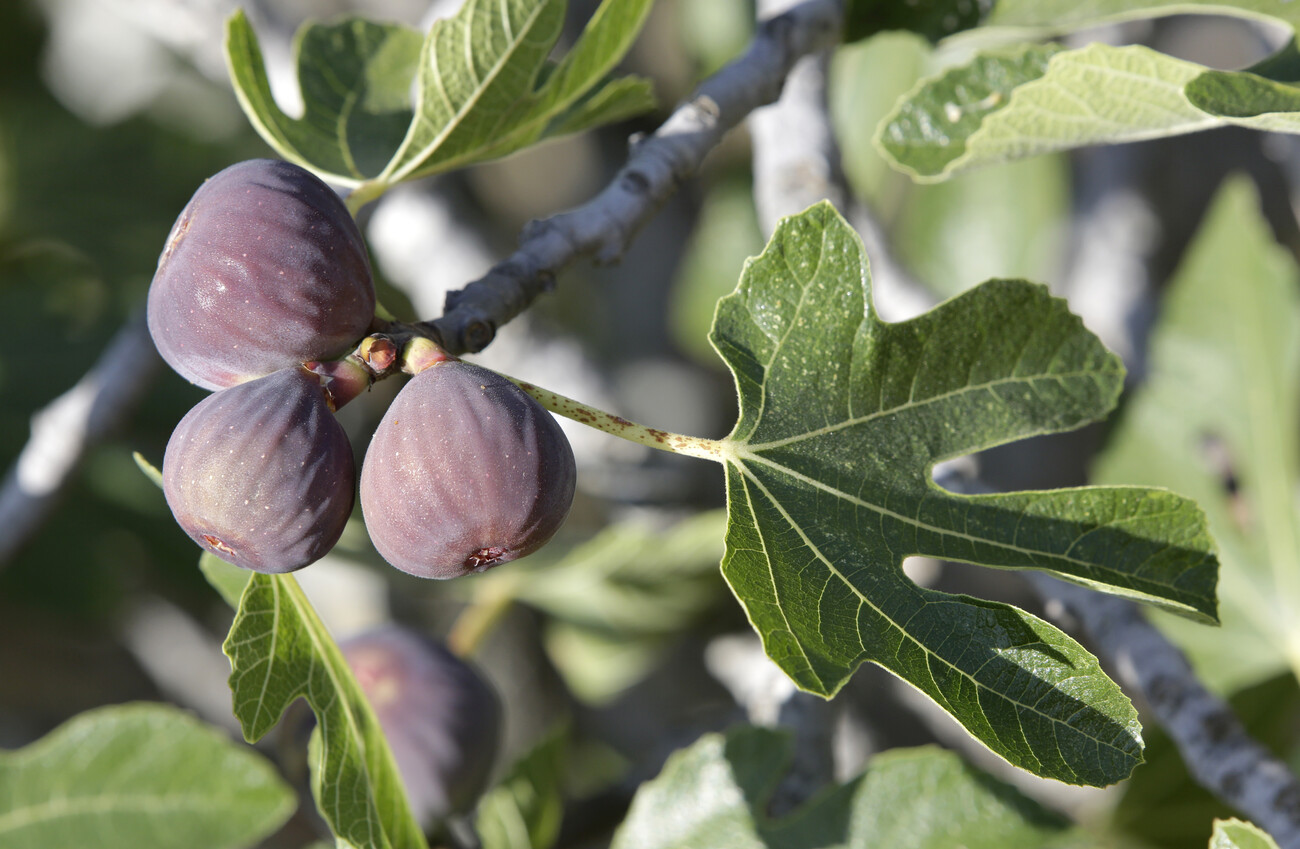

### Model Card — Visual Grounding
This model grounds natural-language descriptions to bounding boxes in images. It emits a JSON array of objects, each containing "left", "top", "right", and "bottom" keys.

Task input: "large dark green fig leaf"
[{"left": 709, "top": 202, "right": 1218, "bottom": 786}]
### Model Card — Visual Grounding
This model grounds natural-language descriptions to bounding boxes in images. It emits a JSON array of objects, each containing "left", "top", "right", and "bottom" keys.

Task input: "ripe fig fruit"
[
  {"left": 339, "top": 626, "right": 501, "bottom": 825},
  {"left": 360, "top": 361, "right": 576, "bottom": 579},
  {"left": 162, "top": 366, "right": 355, "bottom": 573},
  {"left": 147, "top": 158, "right": 375, "bottom": 390}
]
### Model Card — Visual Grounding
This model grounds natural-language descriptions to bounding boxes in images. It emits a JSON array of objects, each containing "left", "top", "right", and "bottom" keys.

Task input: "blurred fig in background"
[
  {"left": 147, "top": 158, "right": 376, "bottom": 390},
  {"left": 162, "top": 366, "right": 355, "bottom": 572},
  {"left": 340, "top": 626, "right": 502, "bottom": 825},
  {"left": 361, "top": 360, "right": 577, "bottom": 579}
]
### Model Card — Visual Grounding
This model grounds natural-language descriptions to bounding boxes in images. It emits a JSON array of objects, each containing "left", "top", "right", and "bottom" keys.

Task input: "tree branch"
[
  {"left": 742, "top": 0, "right": 848, "bottom": 811},
  {"left": 421, "top": 0, "right": 845, "bottom": 355},
  {"left": 932, "top": 465, "right": 1300, "bottom": 846},
  {"left": 1031, "top": 575, "right": 1300, "bottom": 847},
  {"left": 0, "top": 311, "right": 162, "bottom": 567}
]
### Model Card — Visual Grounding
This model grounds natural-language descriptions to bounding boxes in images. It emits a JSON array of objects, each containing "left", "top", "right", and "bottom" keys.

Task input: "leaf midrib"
[
  {"left": 733, "top": 461, "right": 1130, "bottom": 775},
  {"left": 230, "top": 577, "right": 406, "bottom": 849},
  {"left": 740, "top": 367, "right": 1114, "bottom": 453},
  {"left": 0, "top": 792, "right": 252, "bottom": 834},
  {"left": 384, "top": 0, "right": 550, "bottom": 184},
  {"left": 289, "top": 578, "right": 394, "bottom": 849},
  {"left": 737, "top": 448, "right": 1193, "bottom": 599}
]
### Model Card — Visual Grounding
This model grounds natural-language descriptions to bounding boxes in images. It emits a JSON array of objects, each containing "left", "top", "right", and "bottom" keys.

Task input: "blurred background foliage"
[{"left": 5, "top": 1, "right": 1300, "bottom": 847}]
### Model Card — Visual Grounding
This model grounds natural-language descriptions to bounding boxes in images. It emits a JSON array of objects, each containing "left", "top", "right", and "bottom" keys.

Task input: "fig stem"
[
  {"left": 345, "top": 179, "right": 389, "bottom": 216},
  {"left": 508, "top": 378, "right": 728, "bottom": 462},
  {"left": 447, "top": 581, "right": 517, "bottom": 659}
]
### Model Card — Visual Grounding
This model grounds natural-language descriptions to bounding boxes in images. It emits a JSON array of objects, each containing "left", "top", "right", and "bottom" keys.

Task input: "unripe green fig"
[
  {"left": 360, "top": 361, "right": 576, "bottom": 579},
  {"left": 339, "top": 626, "right": 501, "bottom": 825},
  {"left": 162, "top": 367, "right": 355, "bottom": 572},
  {"left": 147, "top": 158, "right": 375, "bottom": 390}
]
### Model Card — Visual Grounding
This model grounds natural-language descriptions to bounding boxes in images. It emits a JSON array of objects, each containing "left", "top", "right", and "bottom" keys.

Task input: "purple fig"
[
  {"left": 340, "top": 627, "right": 501, "bottom": 824},
  {"left": 360, "top": 361, "right": 576, "bottom": 579},
  {"left": 147, "top": 159, "right": 375, "bottom": 390},
  {"left": 162, "top": 367, "right": 355, "bottom": 572}
]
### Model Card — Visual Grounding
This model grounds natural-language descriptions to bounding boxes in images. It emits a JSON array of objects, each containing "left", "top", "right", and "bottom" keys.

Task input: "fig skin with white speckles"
[
  {"left": 361, "top": 361, "right": 576, "bottom": 579},
  {"left": 162, "top": 367, "right": 355, "bottom": 573},
  {"left": 147, "top": 159, "right": 375, "bottom": 390}
]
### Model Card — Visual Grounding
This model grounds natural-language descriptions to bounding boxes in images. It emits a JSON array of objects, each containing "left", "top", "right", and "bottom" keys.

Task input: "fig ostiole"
[
  {"left": 162, "top": 366, "right": 356, "bottom": 573},
  {"left": 360, "top": 361, "right": 576, "bottom": 579},
  {"left": 147, "top": 158, "right": 375, "bottom": 390}
]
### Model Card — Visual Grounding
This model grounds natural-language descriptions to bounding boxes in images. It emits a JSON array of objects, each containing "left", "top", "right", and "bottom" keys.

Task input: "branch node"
[
  {"left": 620, "top": 168, "right": 652, "bottom": 196},
  {"left": 462, "top": 320, "right": 496, "bottom": 353}
]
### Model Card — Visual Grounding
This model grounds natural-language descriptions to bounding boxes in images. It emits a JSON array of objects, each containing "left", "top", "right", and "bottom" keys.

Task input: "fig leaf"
[
  {"left": 224, "top": 573, "right": 428, "bottom": 849},
  {"left": 710, "top": 201, "right": 1218, "bottom": 786}
]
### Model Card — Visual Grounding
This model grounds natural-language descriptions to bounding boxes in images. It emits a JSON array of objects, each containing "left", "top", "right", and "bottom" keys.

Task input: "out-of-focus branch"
[
  {"left": 745, "top": 0, "right": 931, "bottom": 322},
  {"left": 748, "top": 21, "right": 846, "bottom": 232},
  {"left": 421, "top": 0, "right": 845, "bottom": 355},
  {"left": 932, "top": 465, "right": 1300, "bottom": 846},
  {"left": 1031, "top": 575, "right": 1300, "bottom": 848},
  {"left": 0, "top": 311, "right": 162, "bottom": 568},
  {"left": 741, "top": 0, "right": 850, "bottom": 813}
]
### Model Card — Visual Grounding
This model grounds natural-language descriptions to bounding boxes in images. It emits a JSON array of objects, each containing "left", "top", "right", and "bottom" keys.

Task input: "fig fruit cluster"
[{"left": 151, "top": 159, "right": 575, "bottom": 577}]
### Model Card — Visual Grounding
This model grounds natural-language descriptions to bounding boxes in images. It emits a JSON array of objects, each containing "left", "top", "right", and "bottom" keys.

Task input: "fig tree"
[
  {"left": 360, "top": 361, "right": 576, "bottom": 579},
  {"left": 339, "top": 626, "right": 501, "bottom": 825},
  {"left": 147, "top": 158, "right": 375, "bottom": 390},
  {"left": 162, "top": 366, "right": 355, "bottom": 572}
]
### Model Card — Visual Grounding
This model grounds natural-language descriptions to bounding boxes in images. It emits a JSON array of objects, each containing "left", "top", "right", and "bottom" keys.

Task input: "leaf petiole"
[{"left": 510, "top": 378, "right": 728, "bottom": 462}]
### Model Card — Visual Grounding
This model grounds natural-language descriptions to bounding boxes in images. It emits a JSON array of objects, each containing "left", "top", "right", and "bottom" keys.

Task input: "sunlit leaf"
[
  {"left": 877, "top": 43, "right": 1216, "bottom": 181},
  {"left": 226, "top": 11, "right": 422, "bottom": 185},
  {"left": 380, "top": 0, "right": 654, "bottom": 184},
  {"left": 224, "top": 573, "right": 427, "bottom": 849},
  {"left": 225, "top": 0, "right": 653, "bottom": 194},
  {"left": 0, "top": 703, "right": 294, "bottom": 849},
  {"left": 710, "top": 202, "right": 1218, "bottom": 785},
  {"left": 1212, "top": 819, "right": 1282, "bottom": 849},
  {"left": 845, "top": 0, "right": 1300, "bottom": 42}
]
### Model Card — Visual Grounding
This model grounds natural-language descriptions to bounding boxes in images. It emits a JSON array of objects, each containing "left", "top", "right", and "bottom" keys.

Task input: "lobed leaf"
[
  {"left": 224, "top": 573, "right": 428, "bottom": 849},
  {"left": 0, "top": 703, "right": 294, "bottom": 849},
  {"left": 226, "top": 11, "right": 422, "bottom": 185},
  {"left": 1093, "top": 178, "right": 1300, "bottom": 694},
  {"left": 611, "top": 726, "right": 1081, "bottom": 849},
  {"left": 710, "top": 202, "right": 1219, "bottom": 785}
]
